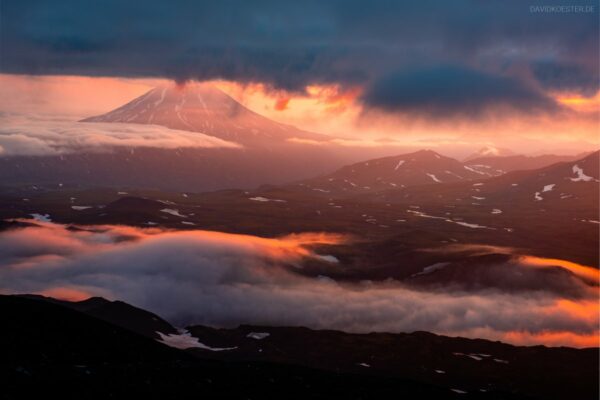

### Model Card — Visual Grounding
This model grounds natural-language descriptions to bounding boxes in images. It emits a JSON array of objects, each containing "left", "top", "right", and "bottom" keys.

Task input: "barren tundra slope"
[
  {"left": 288, "top": 150, "right": 487, "bottom": 195},
  {"left": 1, "top": 152, "right": 597, "bottom": 283},
  {"left": 3, "top": 295, "right": 598, "bottom": 400}
]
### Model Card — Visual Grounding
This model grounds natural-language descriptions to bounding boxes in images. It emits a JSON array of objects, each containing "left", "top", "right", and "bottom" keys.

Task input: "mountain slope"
[
  {"left": 360, "top": 152, "right": 599, "bottom": 263},
  {"left": 288, "top": 150, "right": 488, "bottom": 196},
  {"left": 82, "top": 83, "right": 329, "bottom": 146},
  {"left": 0, "top": 84, "right": 355, "bottom": 191},
  {"left": 17, "top": 294, "right": 177, "bottom": 339},
  {"left": 0, "top": 295, "right": 502, "bottom": 399},
  {"left": 187, "top": 324, "right": 599, "bottom": 400},
  {"left": 465, "top": 152, "right": 592, "bottom": 175},
  {"left": 3, "top": 295, "right": 597, "bottom": 400},
  {"left": 378, "top": 151, "right": 599, "bottom": 207}
]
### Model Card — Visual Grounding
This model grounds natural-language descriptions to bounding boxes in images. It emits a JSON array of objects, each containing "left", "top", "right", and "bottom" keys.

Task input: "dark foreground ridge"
[{"left": 1, "top": 295, "right": 598, "bottom": 399}]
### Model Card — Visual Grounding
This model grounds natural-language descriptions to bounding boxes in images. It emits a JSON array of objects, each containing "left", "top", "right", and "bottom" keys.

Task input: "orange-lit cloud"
[
  {"left": 274, "top": 97, "right": 290, "bottom": 111},
  {"left": 503, "top": 331, "right": 599, "bottom": 348},
  {"left": 39, "top": 287, "right": 92, "bottom": 302},
  {"left": 0, "top": 220, "right": 597, "bottom": 348},
  {"left": 212, "top": 79, "right": 600, "bottom": 155},
  {"left": 0, "top": 74, "right": 597, "bottom": 158},
  {"left": 306, "top": 84, "right": 363, "bottom": 113},
  {"left": 519, "top": 256, "right": 599, "bottom": 285},
  {"left": 555, "top": 92, "right": 600, "bottom": 113}
]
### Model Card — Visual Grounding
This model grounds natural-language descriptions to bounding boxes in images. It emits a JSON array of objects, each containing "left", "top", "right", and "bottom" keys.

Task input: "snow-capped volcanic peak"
[
  {"left": 464, "top": 146, "right": 515, "bottom": 161},
  {"left": 82, "top": 83, "right": 328, "bottom": 146}
]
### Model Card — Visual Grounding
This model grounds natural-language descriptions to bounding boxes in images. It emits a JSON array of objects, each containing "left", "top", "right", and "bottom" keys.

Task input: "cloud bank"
[
  {"left": 1, "top": 0, "right": 597, "bottom": 118},
  {"left": 0, "top": 114, "right": 240, "bottom": 156},
  {"left": 0, "top": 221, "right": 597, "bottom": 347},
  {"left": 359, "top": 66, "right": 561, "bottom": 118}
]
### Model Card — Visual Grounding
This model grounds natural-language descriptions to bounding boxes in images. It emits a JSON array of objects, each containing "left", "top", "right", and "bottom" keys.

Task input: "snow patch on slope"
[
  {"left": 570, "top": 165, "right": 596, "bottom": 182},
  {"left": 426, "top": 173, "right": 442, "bottom": 183},
  {"left": 157, "top": 330, "right": 237, "bottom": 351}
]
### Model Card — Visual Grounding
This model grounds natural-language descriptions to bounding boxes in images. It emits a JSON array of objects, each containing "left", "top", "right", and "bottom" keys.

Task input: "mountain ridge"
[{"left": 3, "top": 294, "right": 597, "bottom": 400}]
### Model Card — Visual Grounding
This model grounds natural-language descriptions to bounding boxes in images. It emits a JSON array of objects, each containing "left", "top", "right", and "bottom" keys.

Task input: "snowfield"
[
  {"left": 249, "top": 196, "right": 287, "bottom": 203},
  {"left": 160, "top": 208, "right": 187, "bottom": 217},
  {"left": 411, "top": 262, "right": 450, "bottom": 277},
  {"left": 29, "top": 213, "right": 52, "bottom": 222},
  {"left": 316, "top": 254, "right": 340, "bottom": 263},
  {"left": 71, "top": 206, "right": 93, "bottom": 211},
  {"left": 426, "top": 173, "right": 442, "bottom": 183},
  {"left": 407, "top": 210, "right": 494, "bottom": 229},
  {"left": 570, "top": 165, "right": 596, "bottom": 182},
  {"left": 157, "top": 330, "right": 237, "bottom": 351},
  {"left": 247, "top": 332, "right": 270, "bottom": 340}
]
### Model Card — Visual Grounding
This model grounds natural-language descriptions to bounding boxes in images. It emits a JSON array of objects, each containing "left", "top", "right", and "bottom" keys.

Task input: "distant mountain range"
[
  {"left": 0, "top": 84, "right": 594, "bottom": 191},
  {"left": 285, "top": 149, "right": 598, "bottom": 197},
  {"left": 372, "top": 150, "right": 599, "bottom": 204},
  {"left": 464, "top": 152, "right": 592, "bottom": 174}
]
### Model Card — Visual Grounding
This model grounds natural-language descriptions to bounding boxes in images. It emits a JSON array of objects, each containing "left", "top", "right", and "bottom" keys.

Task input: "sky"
[{"left": 0, "top": 0, "right": 598, "bottom": 155}]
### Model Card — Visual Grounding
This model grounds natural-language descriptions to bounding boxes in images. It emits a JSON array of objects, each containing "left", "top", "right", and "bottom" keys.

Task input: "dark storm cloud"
[
  {"left": 532, "top": 61, "right": 600, "bottom": 97},
  {"left": 1, "top": 0, "right": 598, "bottom": 111},
  {"left": 360, "top": 66, "right": 560, "bottom": 117}
]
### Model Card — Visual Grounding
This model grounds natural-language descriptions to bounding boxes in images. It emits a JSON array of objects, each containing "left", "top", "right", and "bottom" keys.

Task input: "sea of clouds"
[
  {"left": 0, "top": 114, "right": 241, "bottom": 156},
  {"left": 0, "top": 220, "right": 597, "bottom": 347}
]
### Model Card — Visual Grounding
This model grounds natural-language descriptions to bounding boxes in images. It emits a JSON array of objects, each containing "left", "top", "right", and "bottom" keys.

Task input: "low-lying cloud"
[
  {"left": 0, "top": 114, "right": 240, "bottom": 156},
  {"left": 0, "top": 221, "right": 597, "bottom": 347}
]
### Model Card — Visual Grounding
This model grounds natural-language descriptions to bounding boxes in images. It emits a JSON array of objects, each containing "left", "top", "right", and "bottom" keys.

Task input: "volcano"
[
  {"left": 0, "top": 84, "right": 354, "bottom": 190},
  {"left": 82, "top": 83, "right": 329, "bottom": 146}
]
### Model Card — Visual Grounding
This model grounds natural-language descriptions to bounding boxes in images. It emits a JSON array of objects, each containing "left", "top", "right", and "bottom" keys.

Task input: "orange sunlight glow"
[
  {"left": 556, "top": 92, "right": 600, "bottom": 113},
  {"left": 502, "top": 331, "right": 599, "bottom": 348},
  {"left": 1, "top": 73, "right": 598, "bottom": 155},
  {"left": 14, "top": 220, "right": 350, "bottom": 264},
  {"left": 274, "top": 97, "right": 290, "bottom": 111},
  {"left": 555, "top": 298, "right": 599, "bottom": 320},
  {"left": 501, "top": 298, "right": 599, "bottom": 347},
  {"left": 519, "top": 256, "right": 600, "bottom": 284},
  {"left": 214, "top": 78, "right": 599, "bottom": 151},
  {"left": 39, "top": 287, "right": 92, "bottom": 302},
  {"left": 147, "top": 229, "right": 349, "bottom": 261}
]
